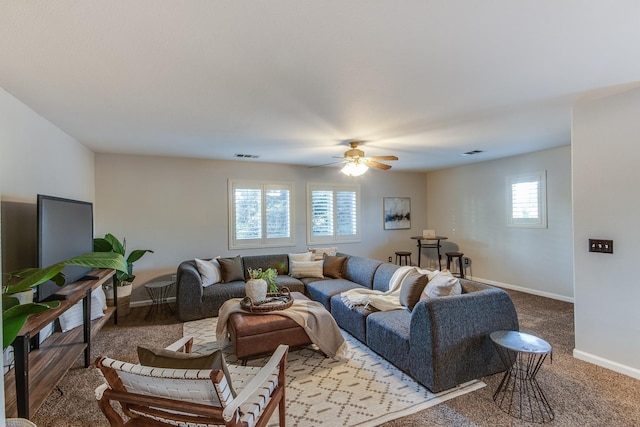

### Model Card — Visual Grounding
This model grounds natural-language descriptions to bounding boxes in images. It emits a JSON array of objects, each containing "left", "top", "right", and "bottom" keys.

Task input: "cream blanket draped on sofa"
[
  {"left": 340, "top": 265, "right": 415, "bottom": 311},
  {"left": 216, "top": 298, "right": 348, "bottom": 360}
]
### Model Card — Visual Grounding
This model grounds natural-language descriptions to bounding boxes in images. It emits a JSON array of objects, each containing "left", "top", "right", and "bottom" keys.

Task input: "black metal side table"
[
  {"left": 144, "top": 280, "right": 174, "bottom": 320},
  {"left": 490, "top": 330, "right": 554, "bottom": 423}
]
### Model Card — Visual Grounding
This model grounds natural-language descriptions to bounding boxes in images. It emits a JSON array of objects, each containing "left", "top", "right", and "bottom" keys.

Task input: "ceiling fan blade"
[
  {"left": 309, "top": 160, "right": 345, "bottom": 168},
  {"left": 367, "top": 155, "right": 398, "bottom": 161},
  {"left": 365, "top": 160, "right": 392, "bottom": 170}
]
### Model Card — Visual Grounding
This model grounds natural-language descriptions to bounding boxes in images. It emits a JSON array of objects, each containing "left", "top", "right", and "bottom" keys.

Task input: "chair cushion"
[{"left": 137, "top": 346, "right": 237, "bottom": 397}]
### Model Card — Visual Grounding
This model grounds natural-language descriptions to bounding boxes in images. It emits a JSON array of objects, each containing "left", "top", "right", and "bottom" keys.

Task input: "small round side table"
[
  {"left": 145, "top": 280, "right": 175, "bottom": 320},
  {"left": 490, "top": 330, "right": 554, "bottom": 423}
]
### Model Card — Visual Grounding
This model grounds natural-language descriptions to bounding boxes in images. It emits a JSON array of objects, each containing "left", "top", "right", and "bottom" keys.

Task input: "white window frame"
[
  {"left": 506, "top": 171, "right": 547, "bottom": 228},
  {"left": 306, "top": 182, "right": 361, "bottom": 245},
  {"left": 228, "top": 179, "right": 295, "bottom": 249}
]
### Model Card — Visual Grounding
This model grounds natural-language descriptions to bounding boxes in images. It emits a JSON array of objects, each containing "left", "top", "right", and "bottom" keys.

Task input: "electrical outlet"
[
  {"left": 589, "top": 239, "right": 613, "bottom": 254},
  {"left": 464, "top": 257, "right": 470, "bottom": 265},
  {"left": 388, "top": 256, "right": 392, "bottom": 263}
]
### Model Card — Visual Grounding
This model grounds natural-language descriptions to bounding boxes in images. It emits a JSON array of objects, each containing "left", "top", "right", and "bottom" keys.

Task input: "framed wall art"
[{"left": 383, "top": 197, "right": 411, "bottom": 230}]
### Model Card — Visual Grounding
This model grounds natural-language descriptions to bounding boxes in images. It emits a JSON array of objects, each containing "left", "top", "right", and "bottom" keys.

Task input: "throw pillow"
[
  {"left": 289, "top": 260, "right": 324, "bottom": 278},
  {"left": 421, "top": 271, "right": 462, "bottom": 300},
  {"left": 323, "top": 255, "right": 347, "bottom": 279},
  {"left": 308, "top": 246, "right": 338, "bottom": 261},
  {"left": 137, "top": 346, "right": 237, "bottom": 397},
  {"left": 288, "top": 252, "right": 313, "bottom": 262},
  {"left": 195, "top": 258, "right": 221, "bottom": 287},
  {"left": 217, "top": 255, "right": 245, "bottom": 283},
  {"left": 399, "top": 269, "right": 429, "bottom": 311}
]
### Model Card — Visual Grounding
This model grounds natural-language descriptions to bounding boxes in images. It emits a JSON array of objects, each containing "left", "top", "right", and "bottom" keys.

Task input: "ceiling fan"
[{"left": 316, "top": 141, "right": 399, "bottom": 176}]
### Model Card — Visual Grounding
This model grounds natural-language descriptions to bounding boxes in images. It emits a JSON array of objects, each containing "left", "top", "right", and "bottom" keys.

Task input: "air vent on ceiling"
[
  {"left": 234, "top": 153, "right": 260, "bottom": 159},
  {"left": 461, "top": 150, "right": 484, "bottom": 156}
]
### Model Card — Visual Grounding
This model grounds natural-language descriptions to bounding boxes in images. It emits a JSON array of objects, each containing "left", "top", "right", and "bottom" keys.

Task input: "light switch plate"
[{"left": 589, "top": 239, "right": 613, "bottom": 254}]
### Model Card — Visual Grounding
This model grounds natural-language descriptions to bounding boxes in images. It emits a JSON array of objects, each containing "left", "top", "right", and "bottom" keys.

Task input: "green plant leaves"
[
  {"left": 3, "top": 300, "right": 61, "bottom": 349},
  {"left": 127, "top": 249, "right": 154, "bottom": 265}
]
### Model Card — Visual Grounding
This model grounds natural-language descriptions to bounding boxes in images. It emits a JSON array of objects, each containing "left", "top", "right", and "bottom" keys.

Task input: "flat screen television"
[{"left": 36, "top": 195, "right": 94, "bottom": 302}]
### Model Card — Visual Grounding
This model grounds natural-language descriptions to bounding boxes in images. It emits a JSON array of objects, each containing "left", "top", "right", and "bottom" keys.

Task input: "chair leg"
[{"left": 279, "top": 390, "right": 286, "bottom": 426}]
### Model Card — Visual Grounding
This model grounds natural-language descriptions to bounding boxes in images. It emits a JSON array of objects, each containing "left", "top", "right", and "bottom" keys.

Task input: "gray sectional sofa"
[{"left": 176, "top": 252, "right": 519, "bottom": 392}]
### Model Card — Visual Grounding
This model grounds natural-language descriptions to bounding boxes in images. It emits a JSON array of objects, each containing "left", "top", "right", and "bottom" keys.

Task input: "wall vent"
[
  {"left": 461, "top": 150, "right": 484, "bottom": 156},
  {"left": 234, "top": 153, "right": 260, "bottom": 159}
]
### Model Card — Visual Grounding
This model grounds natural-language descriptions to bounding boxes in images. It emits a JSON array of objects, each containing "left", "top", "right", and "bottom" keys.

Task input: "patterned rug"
[{"left": 183, "top": 318, "right": 485, "bottom": 427}]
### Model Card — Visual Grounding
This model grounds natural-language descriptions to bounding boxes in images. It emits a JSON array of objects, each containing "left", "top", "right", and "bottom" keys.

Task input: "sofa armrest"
[
  {"left": 409, "top": 286, "right": 519, "bottom": 392},
  {"left": 176, "top": 261, "right": 204, "bottom": 320}
]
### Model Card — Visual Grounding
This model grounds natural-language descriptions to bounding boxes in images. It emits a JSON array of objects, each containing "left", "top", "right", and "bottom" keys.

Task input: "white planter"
[{"left": 246, "top": 278, "right": 267, "bottom": 302}]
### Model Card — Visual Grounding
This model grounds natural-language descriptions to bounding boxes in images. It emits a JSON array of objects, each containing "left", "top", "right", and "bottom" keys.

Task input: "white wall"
[
  {"left": 0, "top": 89, "right": 94, "bottom": 204},
  {"left": 0, "top": 87, "right": 96, "bottom": 418},
  {"left": 572, "top": 87, "right": 640, "bottom": 379},
  {"left": 425, "top": 146, "right": 573, "bottom": 301},
  {"left": 94, "top": 153, "right": 429, "bottom": 302}
]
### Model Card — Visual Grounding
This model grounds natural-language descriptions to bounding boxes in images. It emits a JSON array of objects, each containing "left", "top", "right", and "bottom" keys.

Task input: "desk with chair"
[{"left": 410, "top": 236, "right": 448, "bottom": 269}]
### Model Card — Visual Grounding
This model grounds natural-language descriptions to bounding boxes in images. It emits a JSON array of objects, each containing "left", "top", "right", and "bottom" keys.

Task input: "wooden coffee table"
[{"left": 227, "top": 292, "right": 315, "bottom": 364}]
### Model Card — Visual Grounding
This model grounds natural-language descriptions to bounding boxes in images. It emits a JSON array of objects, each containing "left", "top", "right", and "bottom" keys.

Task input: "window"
[
  {"left": 506, "top": 171, "right": 547, "bottom": 228},
  {"left": 229, "top": 180, "right": 294, "bottom": 249},
  {"left": 307, "top": 183, "right": 360, "bottom": 244}
]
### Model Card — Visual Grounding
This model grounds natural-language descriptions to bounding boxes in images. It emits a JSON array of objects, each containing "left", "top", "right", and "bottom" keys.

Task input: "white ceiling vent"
[
  {"left": 234, "top": 153, "right": 260, "bottom": 159},
  {"left": 461, "top": 150, "right": 484, "bottom": 156}
]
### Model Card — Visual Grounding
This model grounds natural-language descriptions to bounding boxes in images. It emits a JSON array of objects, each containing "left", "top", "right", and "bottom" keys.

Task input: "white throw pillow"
[
  {"left": 308, "top": 247, "right": 338, "bottom": 261},
  {"left": 288, "top": 252, "right": 313, "bottom": 262},
  {"left": 289, "top": 260, "right": 324, "bottom": 278},
  {"left": 195, "top": 258, "right": 221, "bottom": 287},
  {"left": 421, "top": 271, "right": 462, "bottom": 300},
  {"left": 58, "top": 289, "right": 106, "bottom": 332},
  {"left": 94, "top": 285, "right": 107, "bottom": 311}
]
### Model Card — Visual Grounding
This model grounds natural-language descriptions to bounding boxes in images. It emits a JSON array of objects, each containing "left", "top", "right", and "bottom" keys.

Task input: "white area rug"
[{"left": 184, "top": 318, "right": 485, "bottom": 427}]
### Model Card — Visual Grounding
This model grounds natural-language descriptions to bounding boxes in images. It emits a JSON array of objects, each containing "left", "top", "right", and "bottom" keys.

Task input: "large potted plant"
[
  {"left": 2, "top": 252, "right": 127, "bottom": 350},
  {"left": 93, "top": 233, "right": 153, "bottom": 315}
]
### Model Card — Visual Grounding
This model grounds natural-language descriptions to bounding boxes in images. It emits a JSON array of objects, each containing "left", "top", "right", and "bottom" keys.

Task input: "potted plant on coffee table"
[
  {"left": 93, "top": 233, "right": 153, "bottom": 315},
  {"left": 246, "top": 267, "right": 278, "bottom": 302}
]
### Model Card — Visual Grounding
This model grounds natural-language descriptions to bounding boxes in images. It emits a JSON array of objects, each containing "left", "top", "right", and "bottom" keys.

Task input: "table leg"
[{"left": 493, "top": 347, "right": 554, "bottom": 423}]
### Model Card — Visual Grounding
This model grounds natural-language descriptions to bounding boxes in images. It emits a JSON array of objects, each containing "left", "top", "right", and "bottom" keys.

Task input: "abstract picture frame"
[{"left": 383, "top": 197, "right": 411, "bottom": 230}]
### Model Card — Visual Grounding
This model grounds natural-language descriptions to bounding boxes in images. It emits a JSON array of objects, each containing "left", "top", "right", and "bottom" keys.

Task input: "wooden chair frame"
[{"left": 95, "top": 339, "right": 288, "bottom": 427}]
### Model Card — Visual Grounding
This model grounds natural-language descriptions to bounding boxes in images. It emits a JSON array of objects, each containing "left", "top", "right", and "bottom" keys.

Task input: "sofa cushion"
[
  {"left": 289, "top": 260, "right": 324, "bottom": 278},
  {"left": 242, "top": 254, "right": 289, "bottom": 277},
  {"left": 306, "top": 279, "right": 366, "bottom": 311},
  {"left": 309, "top": 246, "right": 338, "bottom": 261},
  {"left": 217, "top": 255, "right": 245, "bottom": 283},
  {"left": 343, "top": 256, "right": 383, "bottom": 289},
  {"left": 273, "top": 275, "right": 305, "bottom": 294},
  {"left": 323, "top": 255, "right": 347, "bottom": 279},
  {"left": 399, "top": 270, "right": 429, "bottom": 310},
  {"left": 372, "top": 263, "right": 401, "bottom": 292},
  {"left": 421, "top": 271, "right": 461, "bottom": 300},
  {"left": 137, "top": 346, "right": 236, "bottom": 397},
  {"left": 330, "top": 294, "right": 374, "bottom": 343},
  {"left": 366, "top": 310, "right": 412, "bottom": 373},
  {"left": 288, "top": 252, "right": 313, "bottom": 262},
  {"left": 194, "top": 258, "right": 221, "bottom": 287}
]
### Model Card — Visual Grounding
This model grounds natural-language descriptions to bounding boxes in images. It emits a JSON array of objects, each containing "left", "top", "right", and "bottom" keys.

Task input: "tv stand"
[{"left": 3, "top": 268, "right": 116, "bottom": 419}]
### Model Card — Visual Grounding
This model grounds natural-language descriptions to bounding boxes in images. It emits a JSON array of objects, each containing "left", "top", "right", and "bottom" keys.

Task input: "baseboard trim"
[
  {"left": 468, "top": 276, "right": 574, "bottom": 303},
  {"left": 130, "top": 296, "right": 176, "bottom": 308},
  {"left": 573, "top": 349, "right": 640, "bottom": 380}
]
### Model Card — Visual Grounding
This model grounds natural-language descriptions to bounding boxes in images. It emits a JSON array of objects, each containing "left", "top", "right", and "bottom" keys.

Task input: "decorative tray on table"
[{"left": 240, "top": 287, "right": 293, "bottom": 312}]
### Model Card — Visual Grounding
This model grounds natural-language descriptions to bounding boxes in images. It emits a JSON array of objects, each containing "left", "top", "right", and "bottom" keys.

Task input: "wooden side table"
[{"left": 490, "top": 330, "right": 554, "bottom": 423}]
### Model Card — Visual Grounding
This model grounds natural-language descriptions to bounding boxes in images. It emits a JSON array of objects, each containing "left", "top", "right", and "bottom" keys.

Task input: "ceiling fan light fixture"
[{"left": 341, "top": 160, "right": 369, "bottom": 177}]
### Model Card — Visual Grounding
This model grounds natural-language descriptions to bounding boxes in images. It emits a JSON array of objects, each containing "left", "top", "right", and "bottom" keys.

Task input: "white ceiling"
[{"left": 2, "top": 1, "right": 640, "bottom": 172}]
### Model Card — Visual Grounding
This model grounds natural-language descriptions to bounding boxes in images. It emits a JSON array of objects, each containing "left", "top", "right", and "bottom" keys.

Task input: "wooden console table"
[{"left": 3, "top": 268, "right": 116, "bottom": 419}]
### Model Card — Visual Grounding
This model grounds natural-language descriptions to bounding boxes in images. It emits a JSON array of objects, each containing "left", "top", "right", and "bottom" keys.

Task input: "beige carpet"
[
  {"left": 30, "top": 289, "right": 640, "bottom": 426},
  {"left": 185, "top": 317, "right": 484, "bottom": 427}
]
